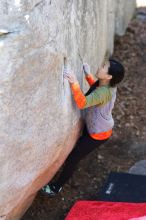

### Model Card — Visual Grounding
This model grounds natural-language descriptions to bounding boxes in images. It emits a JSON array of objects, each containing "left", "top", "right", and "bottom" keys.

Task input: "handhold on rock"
[{"left": 0, "top": 29, "right": 10, "bottom": 36}]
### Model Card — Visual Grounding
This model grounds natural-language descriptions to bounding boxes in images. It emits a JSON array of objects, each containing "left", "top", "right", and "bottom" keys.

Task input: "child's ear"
[{"left": 107, "top": 75, "right": 112, "bottom": 80}]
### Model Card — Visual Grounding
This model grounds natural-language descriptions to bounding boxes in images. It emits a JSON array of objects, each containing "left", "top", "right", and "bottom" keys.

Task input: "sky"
[{"left": 137, "top": 0, "right": 146, "bottom": 7}]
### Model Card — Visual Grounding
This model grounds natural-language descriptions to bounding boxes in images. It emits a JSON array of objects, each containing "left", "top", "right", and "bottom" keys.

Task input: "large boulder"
[
  {"left": 0, "top": 0, "right": 136, "bottom": 219},
  {"left": 115, "top": 0, "right": 136, "bottom": 36}
]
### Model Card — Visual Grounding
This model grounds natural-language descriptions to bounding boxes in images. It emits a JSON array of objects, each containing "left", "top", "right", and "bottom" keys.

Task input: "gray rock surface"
[
  {"left": 0, "top": 0, "right": 136, "bottom": 219},
  {"left": 129, "top": 160, "right": 146, "bottom": 176},
  {"left": 115, "top": 0, "right": 136, "bottom": 36}
]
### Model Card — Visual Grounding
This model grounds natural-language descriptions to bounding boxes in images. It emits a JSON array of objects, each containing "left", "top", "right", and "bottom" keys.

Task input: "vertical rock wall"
[
  {"left": 115, "top": 0, "right": 136, "bottom": 35},
  {"left": 0, "top": 0, "right": 136, "bottom": 219}
]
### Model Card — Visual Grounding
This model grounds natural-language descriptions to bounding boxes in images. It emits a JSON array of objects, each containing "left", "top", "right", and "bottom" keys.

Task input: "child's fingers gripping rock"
[
  {"left": 64, "top": 71, "right": 78, "bottom": 84},
  {"left": 83, "top": 63, "right": 90, "bottom": 75}
]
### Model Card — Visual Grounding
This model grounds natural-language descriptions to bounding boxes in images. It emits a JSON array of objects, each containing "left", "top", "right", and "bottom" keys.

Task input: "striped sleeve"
[
  {"left": 84, "top": 87, "right": 111, "bottom": 108},
  {"left": 70, "top": 83, "right": 111, "bottom": 109}
]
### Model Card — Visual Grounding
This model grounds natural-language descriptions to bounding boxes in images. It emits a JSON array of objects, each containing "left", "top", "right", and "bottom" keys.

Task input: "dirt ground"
[{"left": 22, "top": 8, "right": 146, "bottom": 220}]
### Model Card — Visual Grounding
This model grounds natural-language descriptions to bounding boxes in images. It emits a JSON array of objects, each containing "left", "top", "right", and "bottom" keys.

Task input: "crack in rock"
[{"left": 33, "top": 0, "right": 44, "bottom": 8}]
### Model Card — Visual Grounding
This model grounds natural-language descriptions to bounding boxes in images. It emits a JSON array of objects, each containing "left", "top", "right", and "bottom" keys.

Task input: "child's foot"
[{"left": 41, "top": 184, "right": 62, "bottom": 197}]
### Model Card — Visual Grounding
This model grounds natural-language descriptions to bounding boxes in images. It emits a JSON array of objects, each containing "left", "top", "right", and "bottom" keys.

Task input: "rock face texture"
[
  {"left": 115, "top": 0, "right": 136, "bottom": 36},
  {"left": 0, "top": 0, "right": 136, "bottom": 219}
]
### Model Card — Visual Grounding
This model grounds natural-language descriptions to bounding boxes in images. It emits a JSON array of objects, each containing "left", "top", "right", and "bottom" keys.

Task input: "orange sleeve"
[
  {"left": 90, "top": 130, "right": 112, "bottom": 140},
  {"left": 85, "top": 74, "right": 96, "bottom": 86},
  {"left": 70, "top": 82, "right": 86, "bottom": 109}
]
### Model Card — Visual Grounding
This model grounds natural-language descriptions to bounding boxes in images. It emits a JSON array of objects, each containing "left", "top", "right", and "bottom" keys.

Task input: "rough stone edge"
[{"left": 4, "top": 119, "right": 83, "bottom": 220}]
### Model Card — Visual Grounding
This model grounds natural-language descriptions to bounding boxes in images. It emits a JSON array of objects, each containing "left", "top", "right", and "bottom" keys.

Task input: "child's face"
[{"left": 96, "top": 61, "right": 111, "bottom": 80}]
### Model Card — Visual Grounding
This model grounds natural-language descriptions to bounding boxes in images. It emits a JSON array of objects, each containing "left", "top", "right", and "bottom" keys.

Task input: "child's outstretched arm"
[
  {"left": 83, "top": 63, "right": 96, "bottom": 86},
  {"left": 64, "top": 70, "right": 110, "bottom": 109}
]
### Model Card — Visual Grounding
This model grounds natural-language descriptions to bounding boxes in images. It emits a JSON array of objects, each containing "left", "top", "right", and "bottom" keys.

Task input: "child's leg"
[{"left": 52, "top": 126, "right": 108, "bottom": 189}]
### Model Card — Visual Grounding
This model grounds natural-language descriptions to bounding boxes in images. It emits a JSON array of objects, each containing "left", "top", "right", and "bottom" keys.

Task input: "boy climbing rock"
[{"left": 42, "top": 57, "right": 125, "bottom": 196}]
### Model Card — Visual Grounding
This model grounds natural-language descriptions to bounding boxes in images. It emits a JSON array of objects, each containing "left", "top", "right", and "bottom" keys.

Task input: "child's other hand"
[
  {"left": 64, "top": 71, "right": 78, "bottom": 84},
  {"left": 83, "top": 63, "right": 90, "bottom": 75}
]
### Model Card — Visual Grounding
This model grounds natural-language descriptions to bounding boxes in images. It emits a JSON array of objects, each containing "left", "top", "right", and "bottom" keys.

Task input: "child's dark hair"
[
  {"left": 109, "top": 59, "right": 125, "bottom": 87},
  {"left": 85, "top": 59, "right": 125, "bottom": 96}
]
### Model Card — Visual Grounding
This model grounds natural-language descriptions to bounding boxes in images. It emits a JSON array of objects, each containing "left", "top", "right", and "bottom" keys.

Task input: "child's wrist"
[
  {"left": 85, "top": 73, "right": 92, "bottom": 77},
  {"left": 70, "top": 80, "right": 79, "bottom": 84},
  {"left": 70, "top": 81, "right": 79, "bottom": 89}
]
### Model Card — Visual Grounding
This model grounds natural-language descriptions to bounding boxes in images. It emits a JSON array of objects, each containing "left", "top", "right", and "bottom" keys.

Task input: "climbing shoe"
[{"left": 41, "top": 184, "right": 62, "bottom": 197}]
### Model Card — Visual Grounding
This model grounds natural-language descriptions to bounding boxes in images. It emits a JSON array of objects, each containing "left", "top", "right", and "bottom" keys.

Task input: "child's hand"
[
  {"left": 83, "top": 63, "right": 90, "bottom": 75},
  {"left": 64, "top": 71, "right": 78, "bottom": 84}
]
